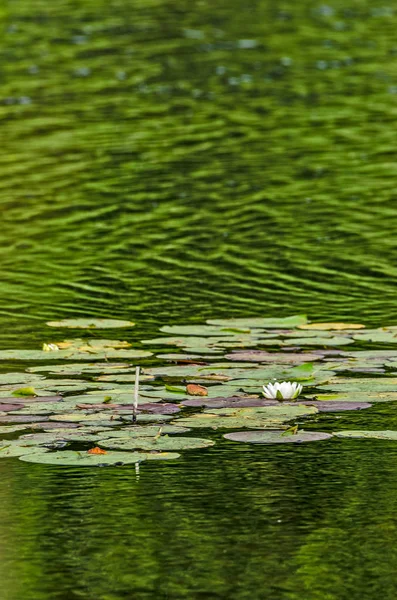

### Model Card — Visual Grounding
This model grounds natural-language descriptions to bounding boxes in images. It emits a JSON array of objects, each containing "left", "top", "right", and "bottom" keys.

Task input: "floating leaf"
[
  {"left": 314, "top": 392, "right": 397, "bottom": 403},
  {"left": 12, "top": 387, "right": 38, "bottom": 397},
  {"left": 299, "top": 323, "right": 365, "bottom": 331},
  {"left": 97, "top": 436, "right": 215, "bottom": 451},
  {"left": 19, "top": 450, "right": 180, "bottom": 466},
  {"left": 333, "top": 430, "right": 397, "bottom": 440},
  {"left": 0, "top": 348, "right": 152, "bottom": 361},
  {"left": 0, "top": 445, "right": 49, "bottom": 458},
  {"left": 172, "top": 404, "right": 317, "bottom": 429},
  {"left": 281, "top": 336, "right": 355, "bottom": 347},
  {"left": 224, "top": 430, "right": 332, "bottom": 444},
  {"left": 300, "top": 401, "right": 372, "bottom": 412},
  {"left": 0, "top": 404, "right": 23, "bottom": 412},
  {"left": 224, "top": 351, "right": 323, "bottom": 363},
  {"left": 353, "top": 330, "right": 397, "bottom": 343},
  {"left": 46, "top": 318, "right": 135, "bottom": 329},
  {"left": 28, "top": 363, "right": 133, "bottom": 375},
  {"left": 0, "top": 415, "right": 48, "bottom": 424},
  {"left": 159, "top": 325, "right": 250, "bottom": 336},
  {"left": 0, "top": 424, "right": 35, "bottom": 435},
  {"left": 186, "top": 384, "right": 208, "bottom": 396},
  {"left": 87, "top": 447, "right": 107, "bottom": 455},
  {"left": 207, "top": 316, "right": 308, "bottom": 328},
  {"left": 318, "top": 378, "right": 397, "bottom": 393}
]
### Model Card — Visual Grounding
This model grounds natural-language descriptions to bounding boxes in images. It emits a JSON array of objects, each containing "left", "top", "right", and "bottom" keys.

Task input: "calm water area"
[{"left": 1, "top": 0, "right": 397, "bottom": 598}]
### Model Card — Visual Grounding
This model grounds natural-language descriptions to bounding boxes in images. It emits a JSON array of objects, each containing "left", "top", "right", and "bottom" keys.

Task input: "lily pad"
[
  {"left": 314, "top": 392, "right": 397, "bottom": 403},
  {"left": 318, "top": 379, "right": 397, "bottom": 393},
  {"left": 172, "top": 404, "right": 318, "bottom": 429},
  {"left": 159, "top": 325, "right": 253, "bottom": 336},
  {"left": 27, "top": 363, "right": 133, "bottom": 375},
  {"left": 352, "top": 330, "right": 397, "bottom": 343},
  {"left": 97, "top": 425, "right": 191, "bottom": 437},
  {"left": 19, "top": 450, "right": 179, "bottom": 466},
  {"left": 0, "top": 424, "right": 35, "bottom": 435},
  {"left": 299, "top": 323, "right": 365, "bottom": 331},
  {"left": 97, "top": 436, "right": 215, "bottom": 451},
  {"left": 207, "top": 316, "right": 307, "bottom": 328},
  {"left": 224, "top": 430, "right": 332, "bottom": 444},
  {"left": 46, "top": 319, "right": 135, "bottom": 329},
  {"left": 0, "top": 373, "right": 45, "bottom": 385},
  {"left": 333, "top": 430, "right": 397, "bottom": 440},
  {"left": 0, "top": 348, "right": 152, "bottom": 361},
  {"left": 224, "top": 351, "right": 323, "bottom": 363},
  {"left": 0, "top": 395, "right": 62, "bottom": 403},
  {"left": 0, "top": 403, "right": 24, "bottom": 412},
  {"left": 281, "top": 336, "right": 355, "bottom": 347},
  {"left": 0, "top": 415, "right": 48, "bottom": 424},
  {"left": 0, "top": 445, "right": 49, "bottom": 458}
]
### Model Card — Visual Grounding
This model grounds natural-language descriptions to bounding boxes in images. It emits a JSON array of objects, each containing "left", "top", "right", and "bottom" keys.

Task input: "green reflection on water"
[
  {"left": 2, "top": 0, "right": 397, "bottom": 597},
  {"left": 2, "top": 440, "right": 397, "bottom": 600},
  {"left": 1, "top": 0, "right": 397, "bottom": 335}
]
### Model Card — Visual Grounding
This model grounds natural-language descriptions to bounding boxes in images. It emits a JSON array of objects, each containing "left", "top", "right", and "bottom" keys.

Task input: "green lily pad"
[
  {"left": 97, "top": 425, "right": 191, "bottom": 437},
  {"left": 224, "top": 351, "right": 323, "bottom": 363},
  {"left": 139, "top": 384, "right": 260, "bottom": 400},
  {"left": 98, "top": 436, "right": 215, "bottom": 451},
  {"left": 0, "top": 443, "right": 49, "bottom": 457},
  {"left": 0, "top": 346, "right": 152, "bottom": 361},
  {"left": 27, "top": 363, "right": 133, "bottom": 375},
  {"left": 19, "top": 450, "right": 179, "bottom": 466},
  {"left": 156, "top": 353, "right": 220, "bottom": 361},
  {"left": 299, "top": 322, "right": 365, "bottom": 330},
  {"left": 75, "top": 393, "right": 163, "bottom": 405},
  {"left": 172, "top": 404, "right": 317, "bottom": 429},
  {"left": 0, "top": 373, "right": 45, "bottom": 385},
  {"left": 224, "top": 430, "right": 332, "bottom": 444},
  {"left": 281, "top": 336, "right": 355, "bottom": 347},
  {"left": 159, "top": 325, "right": 255, "bottom": 336},
  {"left": 207, "top": 316, "right": 307, "bottom": 328},
  {"left": 46, "top": 319, "right": 135, "bottom": 329},
  {"left": 314, "top": 392, "right": 397, "bottom": 403},
  {"left": 352, "top": 330, "right": 397, "bottom": 343},
  {"left": 317, "top": 378, "right": 397, "bottom": 393},
  {"left": 0, "top": 424, "right": 33, "bottom": 436},
  {"left": 333, "top": 430, "right": 397, "bottom": 440}
]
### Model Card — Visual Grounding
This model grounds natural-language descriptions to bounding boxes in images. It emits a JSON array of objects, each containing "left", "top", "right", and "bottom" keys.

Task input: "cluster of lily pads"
[{"left": 1, "top": 315, "right": 397, "bottom": 466}]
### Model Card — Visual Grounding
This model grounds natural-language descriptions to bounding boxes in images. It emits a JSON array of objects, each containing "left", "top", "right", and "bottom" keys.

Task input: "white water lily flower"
[
  {"left": 42, "top": 343, "right": 59, "bottom": 352},
  {"left": 263, "top": 381, "right": 303, "bottom": 401}
]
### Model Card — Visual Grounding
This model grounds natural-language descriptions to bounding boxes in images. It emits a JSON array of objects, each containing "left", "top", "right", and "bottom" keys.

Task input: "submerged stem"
[{"left": 133, "top": 366, "right": 140, "bottom": 424}]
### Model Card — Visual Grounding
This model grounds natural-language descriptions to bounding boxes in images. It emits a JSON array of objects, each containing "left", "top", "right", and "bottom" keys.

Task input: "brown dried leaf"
[{"left": 186, "top": 384, "right": 208, "bottom": 397}]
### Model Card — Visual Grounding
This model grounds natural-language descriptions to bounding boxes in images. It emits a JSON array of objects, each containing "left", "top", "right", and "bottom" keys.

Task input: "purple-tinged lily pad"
[
  {"left": 0, "top": 403, "right": 24, "bottom": 412},
  {"left": 0, "top": 415, "right": 49, "bottom": 423},
  {"left": 224, "top": 430, "right": 332, "bottom": 444}
]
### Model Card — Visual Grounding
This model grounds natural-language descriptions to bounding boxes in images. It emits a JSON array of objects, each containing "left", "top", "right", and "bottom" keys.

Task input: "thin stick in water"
[{"left": 133, "top": 366, "right": 140, "bottom": 424}]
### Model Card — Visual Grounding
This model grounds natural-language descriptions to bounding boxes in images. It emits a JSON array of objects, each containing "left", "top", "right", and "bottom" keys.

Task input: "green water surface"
[{"left": 1, "top": 0, "right": 397, "bottom": 598}]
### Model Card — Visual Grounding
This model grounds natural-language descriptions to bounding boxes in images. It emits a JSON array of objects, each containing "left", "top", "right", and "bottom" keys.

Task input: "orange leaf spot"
[{"left": 87, "top": 447, "right": 107, "bottom": 455}]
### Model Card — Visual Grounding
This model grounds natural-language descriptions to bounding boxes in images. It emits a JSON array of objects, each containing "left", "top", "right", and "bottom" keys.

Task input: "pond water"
[{"left": 2, "top": 0, "right": 397, "bottom": 598}]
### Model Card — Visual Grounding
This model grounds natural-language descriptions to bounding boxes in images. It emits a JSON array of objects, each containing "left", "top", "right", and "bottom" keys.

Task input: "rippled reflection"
[{"left": 2, "top": 0, "right": 397, "bottom": 597}]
